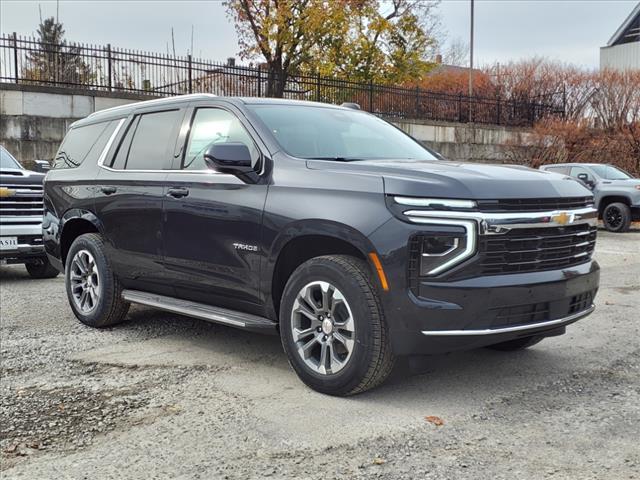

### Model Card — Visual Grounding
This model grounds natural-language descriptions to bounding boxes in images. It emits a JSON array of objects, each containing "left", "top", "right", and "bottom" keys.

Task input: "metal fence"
[{"left": 0, "top": 33, "right": 564, "bottom": 126}]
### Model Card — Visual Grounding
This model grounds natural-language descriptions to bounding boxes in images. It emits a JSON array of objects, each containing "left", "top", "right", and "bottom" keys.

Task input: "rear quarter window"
[
  {"left": 53, "top": 120, "right": 118, "bottom": 169},
  {"left": 544, "top": 166, "right": 570, "bottom": 175}
]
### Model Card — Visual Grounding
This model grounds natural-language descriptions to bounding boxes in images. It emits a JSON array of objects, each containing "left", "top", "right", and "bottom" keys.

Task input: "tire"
[
  {"left": 64, "top": 233, "right": 129, "bottom": 328},
  {"left": 25, "top": 258, "right": 59, "bottom": 279},
  {"left": 486, "top": 335, "right": 544, "bottom": 352},
  {"left": 602, "top": 202, "right": 631, "bottom": 232},
  {"left": 279, "top": 255, "right": 395, "bottom": 396}
]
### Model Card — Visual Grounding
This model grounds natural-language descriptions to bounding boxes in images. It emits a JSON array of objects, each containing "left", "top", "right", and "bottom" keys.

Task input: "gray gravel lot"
[{"left": 1, "top": 229, "right": 639, "bottom": 479}]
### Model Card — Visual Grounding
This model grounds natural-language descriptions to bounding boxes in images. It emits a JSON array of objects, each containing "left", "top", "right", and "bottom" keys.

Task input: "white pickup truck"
[{"left": 0, "top": 146, "right": 58, "bottom": 278}]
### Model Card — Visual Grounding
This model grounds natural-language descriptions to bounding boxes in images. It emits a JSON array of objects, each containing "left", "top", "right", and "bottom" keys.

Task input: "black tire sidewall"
[
  {"left": 65, "top": 234, "right": 119, "bottom": 327},
  {"left": 603, "top": 202, "right": 631, "bottom": 232},
  {"left": 279, "top": 257, "right": 381, "bottom": 395}
]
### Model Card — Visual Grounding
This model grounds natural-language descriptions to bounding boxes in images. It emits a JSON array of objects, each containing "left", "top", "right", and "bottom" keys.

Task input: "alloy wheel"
[
  {"left": 290, "top": 281, "right": 355, "bottom": 375},
  {"left": 70, "top": 249, "right": 101, "bottom": 314},
  {"left": 605, "top": 206, "right": 623, "bottom": 230}
]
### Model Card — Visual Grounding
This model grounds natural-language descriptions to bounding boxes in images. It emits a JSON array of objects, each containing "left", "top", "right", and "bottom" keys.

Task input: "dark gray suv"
[{"left": 44, "top": 95, "right": 600, "bottom": 395}]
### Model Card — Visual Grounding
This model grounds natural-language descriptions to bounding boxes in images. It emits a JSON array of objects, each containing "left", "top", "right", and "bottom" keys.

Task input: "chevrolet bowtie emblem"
[
  {"left": 0, "top": 187, "right": 16, "bottom": 198},
  {"left": 551, "top": 211, "right": 574, "bottom": 225}
]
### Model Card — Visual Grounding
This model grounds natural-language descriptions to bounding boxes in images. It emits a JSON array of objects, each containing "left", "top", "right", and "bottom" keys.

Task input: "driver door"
[{"left": 162, "top": 105, "right": 268, "bottom": 313}]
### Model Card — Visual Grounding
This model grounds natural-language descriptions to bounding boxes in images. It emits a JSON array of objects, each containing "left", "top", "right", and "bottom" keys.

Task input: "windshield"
[
  {"left": 589, "top": 165, "right": 633, "bottom": 180},
  {"left": 0, "top": 146, "right": 22, "bottom": 169},
  {"left": 248, "top": 104, "right": 438, "bottom": 161}
]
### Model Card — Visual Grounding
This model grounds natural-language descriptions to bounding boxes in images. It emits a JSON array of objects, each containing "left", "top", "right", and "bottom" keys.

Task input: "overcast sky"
[{"left": 1, "top": 0, "right": 637, "bottom": 69}]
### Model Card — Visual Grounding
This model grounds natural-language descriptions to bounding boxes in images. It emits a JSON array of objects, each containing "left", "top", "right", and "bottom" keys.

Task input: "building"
[{"left": 600, "top": 2, "right": 640, "bottom": 70}]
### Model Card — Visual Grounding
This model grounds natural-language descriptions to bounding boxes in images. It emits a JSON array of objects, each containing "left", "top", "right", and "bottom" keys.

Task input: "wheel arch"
[
  {"left": 59, "top": 209, "right": 103, "bottom": 266},
  {"left": 266, "top": 220, "right": 377, "bottom": 319},
  {"left": 598, "top": 195, "right": 631, "bottom": 217}
]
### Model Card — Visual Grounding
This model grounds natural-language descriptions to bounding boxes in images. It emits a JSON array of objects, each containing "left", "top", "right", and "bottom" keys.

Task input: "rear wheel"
[
  {"left": 65, "top": 233, "right": 129, "bottom": 328},
  {"left": 602, "top": 202, "right": 631, "bottom": 232},
  {"left": 25, "top": 258, "right": 59, "bottom": 279},
  {"left": 486, "top": 335, "right": 544, "bottom": 351},
  {"left": 279, "top": 255, "right": 395, "bottom": 396}
]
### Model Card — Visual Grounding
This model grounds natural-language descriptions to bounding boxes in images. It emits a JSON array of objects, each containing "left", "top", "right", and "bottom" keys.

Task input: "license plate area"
[{"left": 0, "top": 237, "right": 18, "bottom": 250}]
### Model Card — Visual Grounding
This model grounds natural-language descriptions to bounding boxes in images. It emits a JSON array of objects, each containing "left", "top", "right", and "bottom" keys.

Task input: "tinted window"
[
  {"left": 248, "top": 105, "right": 437, "bottom": 161},
  {"left": 54, "top": 121, "right": 117, "bottom": 169},
  {"left": 123, "top": 110, "right": 181, "bottom": 170},
  {"left": 545, "top": 166, "right": 570, "bottom": 175},
  {"left": 111, "top": 117, "right": 138, "bottom": 170},
  {"left": 570, "top": 166, "right": 594, "bottom": 181},
  {"left": 0, "top": 146, "right": 21, "bottom": 169},
  {"left": 183, "top": 108, "right": 260, "bottom": 170}
]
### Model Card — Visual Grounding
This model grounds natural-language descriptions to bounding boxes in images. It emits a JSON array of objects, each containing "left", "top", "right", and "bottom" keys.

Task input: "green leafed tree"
[
  {"left": 224, "top": 0, "right": 441, "bottom": 97},
  {"left": 23, "top": 17, "right": 94, "bottom": 86}
]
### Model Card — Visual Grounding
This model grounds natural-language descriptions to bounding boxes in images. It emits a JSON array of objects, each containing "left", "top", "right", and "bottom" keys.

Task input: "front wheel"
[
  {"left": 279, "top": 255, "right": 395, "bottom": 396},
  {"left": 602, "top": 202, "right": 631, "bottom": 232}
]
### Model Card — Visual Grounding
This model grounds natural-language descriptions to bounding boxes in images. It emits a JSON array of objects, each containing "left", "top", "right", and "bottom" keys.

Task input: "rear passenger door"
[
  {"left": 162, "top": 105, "right": 268, "bottom": 312},
  {"left": 95, "top": 108, "right": 184, "bottom": 295}
]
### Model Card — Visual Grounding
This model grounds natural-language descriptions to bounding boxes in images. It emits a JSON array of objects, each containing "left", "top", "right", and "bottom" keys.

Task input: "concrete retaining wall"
[{"left": 1, "top": 84, "right": 531, "bottom": 167}]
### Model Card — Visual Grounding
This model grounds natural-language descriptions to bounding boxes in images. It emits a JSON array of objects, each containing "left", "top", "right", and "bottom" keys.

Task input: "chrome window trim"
[
  {"left": 403, "top": 206, "right": 597, "bottom": 233},
  {"left": 421, "top": 304, "right": 595, "bottom": 336},
  {"left": 97, "top": 109, "right": 264, "bottom": 177},
  {"left": 97, "top": 118, "right": 224, "bottom": 175},
  {"left": 413, "top": 218, "right": 477, "bottom": 275},
  {"left": 395, "top": 196, "right": 476, "bottom": 209}
]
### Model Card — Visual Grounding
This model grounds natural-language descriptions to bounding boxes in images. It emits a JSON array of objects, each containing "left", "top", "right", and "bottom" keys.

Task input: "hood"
[
  {"left": 0, "top": 168, "right": 45, "bottom": 185},
  {"left": 307, "top": 159, "right": 593, "bottom": 199},
  {"left": 598, "top": 178, "right": 640, "bottom": 188}
]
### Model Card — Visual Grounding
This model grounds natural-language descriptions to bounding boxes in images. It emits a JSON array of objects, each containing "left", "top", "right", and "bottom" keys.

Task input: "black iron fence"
[{"left": 0, "top": 34, "right": 564, "bottom": 126}]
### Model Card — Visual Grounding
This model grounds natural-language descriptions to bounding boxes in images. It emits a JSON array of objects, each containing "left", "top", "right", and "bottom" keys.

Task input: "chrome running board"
[
  {"left": 122, "top": 289, "right": 276, "bottom": 333},
  {"left": 421, "top": 304, "right": 595, "bottom": 336}
]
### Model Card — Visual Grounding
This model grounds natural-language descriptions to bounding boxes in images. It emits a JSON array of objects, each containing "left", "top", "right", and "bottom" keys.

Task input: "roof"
[
  {"left": 541, "top": 163, "right": 614, "bottom": 168},
  {"left": 73, "top": 95, "right": 351, "bottom": 128},
  {"left": 607, "top": 2, "right": 640, "bottom": 46}
]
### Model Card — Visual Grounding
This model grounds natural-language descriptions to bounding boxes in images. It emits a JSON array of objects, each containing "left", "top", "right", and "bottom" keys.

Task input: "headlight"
[
  {"left": 408, "top": 219, "right": 478, "bottom": 276},
  {"left": 395, "top": 197, "right": 477, "bottom": 209}
]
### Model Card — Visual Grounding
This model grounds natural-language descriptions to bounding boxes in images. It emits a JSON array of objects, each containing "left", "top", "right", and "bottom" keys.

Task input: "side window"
[
  {"left": 545, "top": 166, "right": 570, "bottom": 175},
  {"left": 110, "top": 117, "right": 139, "bottom": 170},
  {"left": 54, "top": 120, "right": 117, "bottom": 169},
  {"left": 182, "top": 108, "right": 260, "bottom": 171},
  {"left": 570, "top": 166, "right": 593, "bottom": 181},
  {"left": 111, "top": 110, "right": 182, "bottom": 170}
]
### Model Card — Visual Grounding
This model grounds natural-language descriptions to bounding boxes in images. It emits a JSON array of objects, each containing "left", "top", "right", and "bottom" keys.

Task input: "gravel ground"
[{"left": 1, "top": 229, "right": 639, "bottom": 479}]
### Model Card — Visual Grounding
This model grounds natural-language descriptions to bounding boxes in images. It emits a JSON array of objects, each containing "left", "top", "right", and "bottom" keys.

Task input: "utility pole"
[{"left": 468, "top": 0, "right": 474, "bottom": 121}]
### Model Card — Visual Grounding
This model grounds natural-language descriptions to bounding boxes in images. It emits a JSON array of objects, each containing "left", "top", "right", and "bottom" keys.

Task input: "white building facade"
[{"left": 600, "top": 2, "right": 640, "bottom": 71}]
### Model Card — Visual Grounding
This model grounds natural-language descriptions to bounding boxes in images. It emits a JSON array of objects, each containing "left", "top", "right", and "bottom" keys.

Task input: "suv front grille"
[
  {"left": 0, "top": 184, "right": 44, "bottom": 220},
  {"left": 476, "top": 197, "right": 593, "bottom": 212},
  {"left": 479, "top": 224, "right": 597, "bottom": 275}
]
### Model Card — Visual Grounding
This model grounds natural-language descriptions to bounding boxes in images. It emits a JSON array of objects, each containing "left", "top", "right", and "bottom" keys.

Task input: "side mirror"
[
  {"left": 203, "top": 142, "right": 254, "bottom": 175},
  {"left": 577, "top": 173, "right": 595, "bottom": 188},
  {"left": 33, "top": 159, "right": 51, "bottom": 173}
]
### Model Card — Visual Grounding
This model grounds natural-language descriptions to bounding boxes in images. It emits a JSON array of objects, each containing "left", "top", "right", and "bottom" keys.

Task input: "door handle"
[
  {"left": 167, "top": 187, "right": 189, "bottom": 198},
  {"left": 100, "top": 186, "right": 117, "bottom": 195}
]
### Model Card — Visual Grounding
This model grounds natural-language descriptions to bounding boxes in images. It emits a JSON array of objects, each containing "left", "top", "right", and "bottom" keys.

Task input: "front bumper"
[
  {"left": 0, "top": 222, "right": 46, "bottom": 263},
  {"left": 369, "top": 209, "right": 600, "bottom": 356}
]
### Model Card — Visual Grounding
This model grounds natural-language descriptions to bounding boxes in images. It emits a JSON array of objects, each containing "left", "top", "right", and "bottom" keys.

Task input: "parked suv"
[
  {"left": 44, "top": 95, "right": 600, "bottom": 395},
  {"left": 540, "top": 163, "right": 640, "bottom": 232},
  {"left": 0, "top": 146, "right": 58, "bottom": 278}
]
